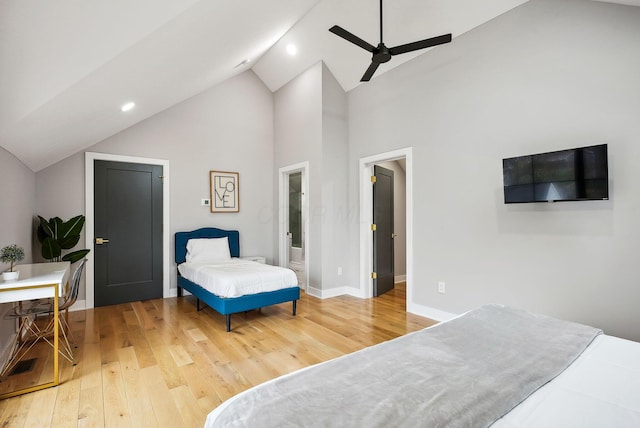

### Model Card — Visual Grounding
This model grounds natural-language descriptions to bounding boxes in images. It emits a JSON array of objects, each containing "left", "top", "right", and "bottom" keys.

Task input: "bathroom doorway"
[{"left": 279, "top": 162, "right": 309, "bottom": 291}]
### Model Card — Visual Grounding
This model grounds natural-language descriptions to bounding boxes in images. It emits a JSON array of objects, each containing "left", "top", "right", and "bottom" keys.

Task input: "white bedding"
[
  {"left": 205, "top": 307, "right": 640, "bottom": 427},
  {"left": 494, "top": 334, "right": 640, "bottom": 427},
  {"left": 178, "top": 258, "right": 298, "bottom": 298}
]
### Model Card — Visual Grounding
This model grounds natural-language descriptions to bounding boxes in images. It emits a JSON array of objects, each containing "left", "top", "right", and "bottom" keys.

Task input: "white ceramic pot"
[{"left": 2, "top": 271, "right": 19, "bottom": 281}]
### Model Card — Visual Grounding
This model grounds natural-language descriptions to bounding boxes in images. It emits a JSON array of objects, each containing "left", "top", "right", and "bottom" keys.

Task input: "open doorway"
[
  {"left": 372, "top": 161, "right": 407, "bottom": 297},
  {"left": 359, "top": 148, "right": 412, "bottom": 307},
  {"left": 279, "top": 162, "right": 309, "bottom": 291}
]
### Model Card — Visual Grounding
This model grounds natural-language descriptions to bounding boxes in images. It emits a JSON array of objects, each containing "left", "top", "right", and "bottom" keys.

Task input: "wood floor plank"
[
  {"left": 117, "top": 346, "right": 158, "bottom": 428},
  {"left": 140, "top": 365, "right": 184, "bottom": 427},
  {"left": 170, "top": 384, "right": 207, "bottom": 428},
  {"left": 0, "top": 282, "right": 435, "bottom": 427},
  {"left": 101, "top": 361, "right": 131, "bottom": 427},
  {"left": 22, "top": 386, "right": 57, "bottom": 427},
  {"left": 0, "top": 392, "right": 27, "bottom": 428},
  {"left": 50, "top": 378, "right": 81, "bottom": 427},
  {"left": 77, "top": 385, "right": 104, "bottom": 428}
]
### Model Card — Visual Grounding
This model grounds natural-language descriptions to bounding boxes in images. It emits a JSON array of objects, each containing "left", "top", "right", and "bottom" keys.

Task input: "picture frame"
[{"left": 210, "top": 171, "right": 239, "bottom": 213}]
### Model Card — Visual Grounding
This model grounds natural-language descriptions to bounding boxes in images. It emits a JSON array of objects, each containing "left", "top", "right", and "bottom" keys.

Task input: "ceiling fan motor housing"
[{"left": 373, "top": 44, "right": 392, "bottom": 63}]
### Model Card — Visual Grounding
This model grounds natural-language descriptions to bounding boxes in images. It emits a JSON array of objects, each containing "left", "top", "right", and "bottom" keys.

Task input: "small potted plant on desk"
[{"left": 0, "top": 244, "right": 25, "bottom": 281}]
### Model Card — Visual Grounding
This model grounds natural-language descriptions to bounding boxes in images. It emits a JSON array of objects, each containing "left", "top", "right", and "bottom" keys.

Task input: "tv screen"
[{"left": 503, "top": 144, "right": 608, "bottom": 204}]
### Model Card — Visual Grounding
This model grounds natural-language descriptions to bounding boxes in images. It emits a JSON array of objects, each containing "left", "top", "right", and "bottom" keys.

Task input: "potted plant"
[
  {"left": 0, "top": 244, "right": 25, "bottom": 280},
  {"left": 37, "top": 215, "right": 90, "bottom": 263}
]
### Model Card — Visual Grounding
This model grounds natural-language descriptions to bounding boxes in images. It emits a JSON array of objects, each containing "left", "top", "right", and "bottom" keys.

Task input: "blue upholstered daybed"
[{"left": 175, "top": 227, "right": 300, "bottom": 331}]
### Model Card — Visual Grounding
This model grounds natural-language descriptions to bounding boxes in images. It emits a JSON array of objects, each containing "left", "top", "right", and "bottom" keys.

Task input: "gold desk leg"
[
  {"left": 0, "top": 282, "right": 61, "bottom": 400},
  {"left": 53, "top": 285, "right": 59, "bottom": 385}
]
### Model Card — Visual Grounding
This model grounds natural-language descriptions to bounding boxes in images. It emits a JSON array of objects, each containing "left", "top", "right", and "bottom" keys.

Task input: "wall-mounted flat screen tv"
[{"left": 503, "top": 144, "right": 608, "bottom": 204}]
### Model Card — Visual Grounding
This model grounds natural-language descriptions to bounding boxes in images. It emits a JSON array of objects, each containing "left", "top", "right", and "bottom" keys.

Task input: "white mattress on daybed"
[{"left": 178, "top": 258, "right": 298, "bottom": 298}]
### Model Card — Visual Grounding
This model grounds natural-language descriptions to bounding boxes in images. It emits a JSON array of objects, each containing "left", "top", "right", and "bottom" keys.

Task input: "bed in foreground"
[
  {"left": 175, "top": 227, "right": 299, "bottom": 332},
  {"left": 205, "top": 304, "right": 640, "bottom": 427}
]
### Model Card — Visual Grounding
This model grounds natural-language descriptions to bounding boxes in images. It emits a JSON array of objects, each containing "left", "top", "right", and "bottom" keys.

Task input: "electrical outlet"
[
  {"left": 337, "top": 267, "right": 343, "bottom": 275},
  {"left": 201, "top": 199, "right": 210, "bottom": 207},
  {"left": 438, "top": 281, "right": 446, "bottom": 294}
]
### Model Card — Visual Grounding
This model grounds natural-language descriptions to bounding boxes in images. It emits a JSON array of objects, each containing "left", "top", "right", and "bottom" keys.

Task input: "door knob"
[{"left": 96, "top": 237, "right": 110, "bottom": 245}]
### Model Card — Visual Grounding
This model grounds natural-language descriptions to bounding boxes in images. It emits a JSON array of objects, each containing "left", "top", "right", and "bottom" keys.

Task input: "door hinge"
[
  {"left": 371, "top": 175, "right": 377, "bottom": 183},
  {"left": 371, "top": 272, "right": 377, "bottom": 279},
  {"left": 371, "top": 224, "right": 376, "bottom": 231}
]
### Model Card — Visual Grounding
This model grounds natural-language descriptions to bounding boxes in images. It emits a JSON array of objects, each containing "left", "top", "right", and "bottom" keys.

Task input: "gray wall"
[
  {"left": 320, "top": 63, "right": 350, "bottom": 291},
  {"left": 347, "top": 0, "right": 640, "bottom": 340},
  {"left": 0, "top": 147, "right": 35, "bottom": 359},
  {"left": 273, "top": 62, "right": 350, "bottom": 295},
  {"left": 273, "top": 62, "right": 323, "bottom": 290},
  {"left": 35, "top": 70, "right": 275, "bottom": 300}
]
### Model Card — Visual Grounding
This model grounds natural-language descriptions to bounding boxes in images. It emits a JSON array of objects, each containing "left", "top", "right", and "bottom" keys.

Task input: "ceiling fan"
[{"left": 329, "top": 0, "right": 452, "bottom": 82}]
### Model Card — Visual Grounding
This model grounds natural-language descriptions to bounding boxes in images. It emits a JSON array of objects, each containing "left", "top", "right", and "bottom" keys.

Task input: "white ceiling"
[{"left": 1, "top": 0, "right": 638, "bottom": 172}]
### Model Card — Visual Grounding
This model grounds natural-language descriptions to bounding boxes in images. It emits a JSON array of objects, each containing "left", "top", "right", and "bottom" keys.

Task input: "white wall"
[
  {"left": 348, "top": 0, "right": 640, "bottom": 341},
  {"left": 0, "top": 147, "right": 35, "bottom": 362},
  {"left": 35, "top": 70, "right": 276, "bottom": 299}
]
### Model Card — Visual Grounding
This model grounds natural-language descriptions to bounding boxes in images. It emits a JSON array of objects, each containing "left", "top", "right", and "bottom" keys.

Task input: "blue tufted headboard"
[{"left": 174, "top": 227, "right": 240, "bottom": 264}]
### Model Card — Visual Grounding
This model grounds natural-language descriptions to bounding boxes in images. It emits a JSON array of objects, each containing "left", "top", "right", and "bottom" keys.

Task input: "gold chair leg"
[
  {"left": 0, "top": 318, "right": 48, "bottom": 377},
  {"left": 37, "top": 316, "right": 75, "bottom": 364}
]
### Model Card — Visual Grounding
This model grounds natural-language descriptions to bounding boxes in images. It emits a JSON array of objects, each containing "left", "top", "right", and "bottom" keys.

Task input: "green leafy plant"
[
  {"left": 37, "top": 215, "right": 90, "bottom": 263},
  {"left": 0, "top": 244, "right": 25, "bottom": 272}
]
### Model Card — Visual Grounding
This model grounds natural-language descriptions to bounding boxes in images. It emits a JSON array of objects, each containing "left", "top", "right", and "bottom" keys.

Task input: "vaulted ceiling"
[{"left": 1, "top": 0, "right": 637, "bottom": 171}]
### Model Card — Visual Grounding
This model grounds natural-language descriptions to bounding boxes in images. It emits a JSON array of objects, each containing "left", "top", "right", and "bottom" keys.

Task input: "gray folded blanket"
[{"left": 206, "top": 304, "right": 602, "bottom": 428}]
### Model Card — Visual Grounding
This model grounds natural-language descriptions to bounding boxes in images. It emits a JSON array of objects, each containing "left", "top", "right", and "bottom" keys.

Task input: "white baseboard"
[
  {"left": 306, "top": 285, "right": 350, "bottom": 299},
  {"left": 69, "top": 300, "right": 88, "bottom": 312},
  {"left": 345, "top": 286, "right": 367, "bottom": 299},
  {"left": 406, "top": 301, "right": 457, "bottom": 322},
  {"left": 394, "top": 275, "right": 406, "bottom": 283}
]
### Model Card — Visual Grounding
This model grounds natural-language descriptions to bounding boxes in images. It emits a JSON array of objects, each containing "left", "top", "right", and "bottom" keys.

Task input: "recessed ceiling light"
[
  {"left": 120, "top": 101, "right": 135, "bottom": 112},
  {"left": 286, "top": 44, "right": 297, "bottom": 56}
]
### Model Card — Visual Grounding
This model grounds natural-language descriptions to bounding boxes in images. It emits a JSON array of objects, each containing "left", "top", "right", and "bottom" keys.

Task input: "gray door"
[
  {"left": 94, "top": 160, "right": 163, "bottom": 306},
  {"left": 373, "top": 165, "right": 394, "bottom": 297}
]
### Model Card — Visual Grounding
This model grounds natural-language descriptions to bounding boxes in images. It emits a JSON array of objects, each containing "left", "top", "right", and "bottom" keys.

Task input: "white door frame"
[
  {"left": 84, "top": 152, "right": 171, "bottom": 309},
  {"left": 359, "top": 148, "right": 413, "bottom": 305},
  {"left": 278, "top": 162, "right": 309, "bottom": 291}
]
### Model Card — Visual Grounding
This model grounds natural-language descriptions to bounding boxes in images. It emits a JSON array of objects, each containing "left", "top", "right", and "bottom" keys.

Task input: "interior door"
[
  {"left": 94, "top": 160, "right": 163, "bottom": 306},
  {"left": 373, "top": 165, "right": 394, "bottom": 297}
]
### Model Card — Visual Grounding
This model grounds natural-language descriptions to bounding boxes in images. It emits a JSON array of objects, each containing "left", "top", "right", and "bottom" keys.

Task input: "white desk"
[{"left": 0, "top": 262, "right": 70, "bottom": 399}]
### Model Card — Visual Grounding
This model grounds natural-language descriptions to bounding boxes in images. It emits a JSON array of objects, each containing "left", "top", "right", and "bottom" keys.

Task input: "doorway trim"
[
  {"left": 84, "top": 152, "right": 171, "bottom": 309},
  {"left": 278, "top": 161, "right": 310, "bottom": 292},
  {"left": 358, "top": 147, "right": 413, "bottom": 306}
]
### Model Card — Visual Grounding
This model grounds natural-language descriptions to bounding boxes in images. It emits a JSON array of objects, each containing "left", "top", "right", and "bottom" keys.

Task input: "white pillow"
[{"left": 185, "top": 237, "right": 231, "bottom": 263}]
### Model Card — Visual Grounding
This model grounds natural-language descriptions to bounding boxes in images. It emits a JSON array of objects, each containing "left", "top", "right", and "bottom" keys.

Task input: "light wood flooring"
[{"left": 0, "top": 283, "right": 436, "bottom": 427}]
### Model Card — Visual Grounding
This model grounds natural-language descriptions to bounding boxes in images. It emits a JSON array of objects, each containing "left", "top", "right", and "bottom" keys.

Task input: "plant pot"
[{"left": 2, "top": 271, "right": 19, "bottom": 281}]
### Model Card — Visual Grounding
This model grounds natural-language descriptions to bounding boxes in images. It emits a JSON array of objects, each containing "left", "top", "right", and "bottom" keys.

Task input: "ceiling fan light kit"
[{"left": 329, "top": 0, "right": 452, "bottom": 82}]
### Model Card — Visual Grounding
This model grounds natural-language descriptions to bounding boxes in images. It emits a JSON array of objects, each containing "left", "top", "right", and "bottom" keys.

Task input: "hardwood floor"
[{"left": 0, "top": 283, "right": 436, "bottom": 427}]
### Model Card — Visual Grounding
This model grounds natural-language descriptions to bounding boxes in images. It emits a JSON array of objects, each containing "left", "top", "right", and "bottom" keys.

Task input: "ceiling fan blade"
[
  {"left": 360, "top": 61, "right": 381, "bottom": 82},
  {"left": 329, "top": 25, "right": 375, "bottom": 53},
  {"left": 388, "top": 33, "right": 452, "bottom": 56}
]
